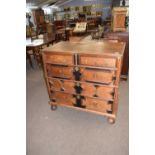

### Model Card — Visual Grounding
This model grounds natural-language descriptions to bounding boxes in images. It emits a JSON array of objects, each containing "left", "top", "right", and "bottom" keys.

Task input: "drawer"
[
  {"left": 44, "top": 53, "right": 74, "bottom": 65},
  {"left": 80, "top": 83, "right": 114, "bottom": 100},
  {"left": 81, "top": 68, "right": 115, "bottom": 84},
  {"left": 49, "top": 79, "right": 75, "bottom": 93},
  {"left": 79, "top": 55, "right": 116, "bottom": 68},
  {"left": 83, "top": 97, "right": 112, "bottom": 113},
  {"left": 50, "top": 91, "right": 75, "bottom": 106},
  {"left": 46, "top": 65, "right": 74, "bottom": 79}
]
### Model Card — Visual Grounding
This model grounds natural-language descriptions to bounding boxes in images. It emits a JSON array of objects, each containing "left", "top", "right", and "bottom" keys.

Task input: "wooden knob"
[
  {"left": 76, "top": 95, "right": 80, "bottom": 99},
  {"left": 75, "top": 67, "right": 79, "bottom": 71}
]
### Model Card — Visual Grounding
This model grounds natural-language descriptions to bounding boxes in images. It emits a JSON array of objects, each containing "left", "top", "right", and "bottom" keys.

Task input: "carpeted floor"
[{"left": 26, "top": 64, "right": 129, "bottom": 155}]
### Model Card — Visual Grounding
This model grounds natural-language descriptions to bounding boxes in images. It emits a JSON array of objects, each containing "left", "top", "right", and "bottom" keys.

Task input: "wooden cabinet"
[
  {"left": 32, "top": 9, "right": 45, "bottom": 26},
  {"left": 42, "top": 42, "right": 125, "bottom": 124},
  {"left": 32, "top": 9, "right": 46, "bottom": 33},
  {"left": 112, "top": 7, "right": 127, "bottom": 32},
  {"left": 104, "top": 32, "right": 129, "bottom": 79}
]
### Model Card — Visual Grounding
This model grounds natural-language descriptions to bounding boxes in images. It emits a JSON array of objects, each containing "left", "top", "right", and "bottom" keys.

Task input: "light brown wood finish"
[
  {"left": 112, "top": 7, "right": 127, "bottom": 32},
  {"left": 42, "top": 41, "right": 125, "bottom": 124},
  {"left": 46, "top": 65, "right": 74, "bottom": 79},
  {"left": 79, "top": 55, "right": 116, "bottom": 68},
  {"left": 80, "top": 68, "right": 115, "bottom": 84},
  {"left": 104, "top": 32, "right": 129, "bottom": 79}
]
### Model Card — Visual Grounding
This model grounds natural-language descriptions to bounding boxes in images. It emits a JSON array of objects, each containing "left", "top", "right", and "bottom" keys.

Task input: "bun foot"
[
  {"left": 51, "top": 104, "right": 57, "bottom": 111},
  {"left": 107, "top": 118, "right": 115, "bottom": 124}
]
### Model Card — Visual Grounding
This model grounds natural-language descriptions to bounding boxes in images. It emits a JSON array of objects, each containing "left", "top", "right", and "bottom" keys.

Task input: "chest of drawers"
[{"left": 42, "top": 41, "right": 125, "bottom": 124}]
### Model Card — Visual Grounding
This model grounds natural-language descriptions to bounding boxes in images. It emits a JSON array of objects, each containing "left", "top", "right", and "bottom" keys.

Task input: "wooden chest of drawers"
[{"left": 42, "top": 41, "right": 125, "bottom": 124}]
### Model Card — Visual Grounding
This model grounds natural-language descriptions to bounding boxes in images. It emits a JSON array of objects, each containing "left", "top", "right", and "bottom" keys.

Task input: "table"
[{"left": 26, "top": 36, "right": 53, "bottom": 67}]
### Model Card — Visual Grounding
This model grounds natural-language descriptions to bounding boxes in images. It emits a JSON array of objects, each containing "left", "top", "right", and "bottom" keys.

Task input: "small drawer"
[
  {"left": 47, "top": 65, "right": 74, "bottom": 79},
  {"left": 49, "top": 79, "right": 75, "bottom": 93},
  {"left": 44, "top": 53, "right": 74, "bottom": 65},
  {"left": 79, "top": 55, "right": 116, "bottom": 68},
  {"left": 80, "top": 83, "right": 114, "bottom": 100},
  {"left": 81, "top": 68, "right": 115, "bottom": 84},
  {"left": 83, "top": 97, "right": 112, "bottom": 113},
  {"left": 50, "top": 91, "right": 75, "bottom": 106}
]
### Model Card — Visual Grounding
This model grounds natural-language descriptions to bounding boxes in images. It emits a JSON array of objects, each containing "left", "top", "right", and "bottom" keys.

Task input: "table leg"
[
  {"left": 26, "top": 52, "right": 33, "bottom": 68},
  {"left": 33, "top": 47, "right": 42, "bottom": 68}
]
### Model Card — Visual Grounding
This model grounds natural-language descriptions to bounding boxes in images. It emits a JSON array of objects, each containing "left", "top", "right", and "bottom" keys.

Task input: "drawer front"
[
  {"left": 50, "top": 91, "right": 75, "bottom": 106},
  {"left": 49, "top": 79, "right": 75, "bottom": 93},
  {"left": 80, "top": 83, "right": 114, "bottom": 100},
  {"left": 79, "top": 55, "right": 116, "bottom": 68},
  {"left": 44, "top": 53, "right": 73, "bottom": 65},
  {"left": 83, "top": 97, "right": 112, "bottom": 113},
  {"left": 81, "top": 69, "right": 115, "bottom": 84},
  {"left": 47, "top": 65, "right": 74, "bottom": 79}
]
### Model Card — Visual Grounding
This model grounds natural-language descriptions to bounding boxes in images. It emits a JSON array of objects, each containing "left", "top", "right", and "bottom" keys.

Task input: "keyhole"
[
  {"left": 60, "top": 80, "right": 65, "bottom": 91},
  {"left": 93, "top": 85, "right": 98, "bottom": 97}
]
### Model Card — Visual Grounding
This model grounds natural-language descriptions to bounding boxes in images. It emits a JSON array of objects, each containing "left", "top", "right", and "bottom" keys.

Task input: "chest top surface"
[{"left": 43, "top": 41, "right": 126, "bottom": 57}]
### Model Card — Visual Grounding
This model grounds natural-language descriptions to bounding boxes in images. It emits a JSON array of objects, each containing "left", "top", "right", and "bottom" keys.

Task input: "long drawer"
[
  {"left": 46, "top": 65, "right": 74, "bottom": 79},
  {"left": 82, "top": 97, "right": 112, "bottom": 113},
  {"left": 48, "top": 78, "right": 75, "bottom": 93},
  {"left": 81, "top": 68, "right": 115, "bottom": 84},
  {"left": 79, "top": 82, "right": 114, "bottom": 100},
  {"left": 44, "top": 53, "right": 74, "bottom": 65},
  {"left": 79, "top": 54, "right": 116, "bottom": 68},
  {"left": 50, "top": 91, "right": 75, "bottom": 106}
]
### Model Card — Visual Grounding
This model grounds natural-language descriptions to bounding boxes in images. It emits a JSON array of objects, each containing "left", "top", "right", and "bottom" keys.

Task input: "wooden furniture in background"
[
  {"left": 54, "top": 20, "right": 65, "bottom": 30},
  {"left": 32, "top": 9, "right": 45, "bottom": 26},
  {"left": 104, "top": 31, "right": 129, "bottom": 79},
  {"left": 26, "top": 35, "right": 54, "bottom": 67},
  {"left": 112, "top": 7, "right": 127, "bottom": 32},
  {"left": 32, "top": 9, "right": 46, "bottom": 34},
  {"left": 73, "top": 22, "right": 87, "bottom": 35},
  {"left": 42, "top": 41, "right": 125, "bottom": 123}
]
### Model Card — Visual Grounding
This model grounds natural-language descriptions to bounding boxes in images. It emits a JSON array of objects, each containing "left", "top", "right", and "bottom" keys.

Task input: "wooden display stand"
[{"left": 112, "top": 7, "right": 127, "bottom": 32}]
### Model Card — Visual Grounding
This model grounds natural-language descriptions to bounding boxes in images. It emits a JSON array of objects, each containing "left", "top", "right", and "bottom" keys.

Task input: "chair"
[{"left": 91, "top": 25, "right": 104, "bottom": 40}]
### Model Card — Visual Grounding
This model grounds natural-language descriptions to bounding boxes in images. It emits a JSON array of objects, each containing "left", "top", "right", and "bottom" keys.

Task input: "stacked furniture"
[{"left": 42, "top": 41, "right": 125, "bottom": 124}]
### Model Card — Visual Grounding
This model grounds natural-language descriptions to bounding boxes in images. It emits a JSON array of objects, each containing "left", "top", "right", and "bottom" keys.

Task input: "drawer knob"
[
  {"left": 76, "top": 82, "right": 80, "bottom": 87},
  {"left": 76, "top": 95, "right": 80, "bottom": 99},
  {"left": 75, "top": 67, "right": 79, "bottom": 71},
  {"left": 60, "top": 88, "right": 65, "bottom": 91}
]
